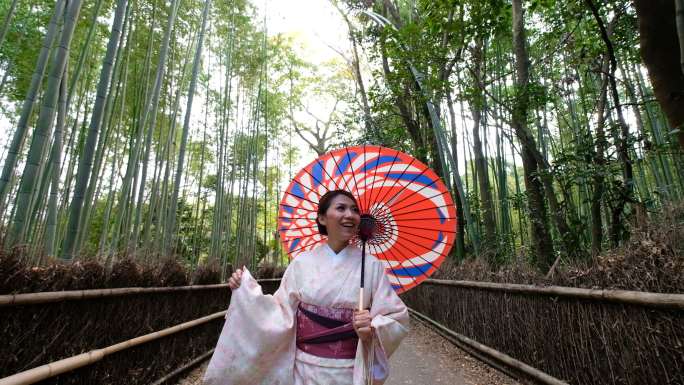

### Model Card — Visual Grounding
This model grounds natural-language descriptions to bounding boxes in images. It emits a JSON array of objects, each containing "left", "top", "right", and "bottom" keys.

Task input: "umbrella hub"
[{"left": 358, "top": 214, "right": 377, "bottom": 242}]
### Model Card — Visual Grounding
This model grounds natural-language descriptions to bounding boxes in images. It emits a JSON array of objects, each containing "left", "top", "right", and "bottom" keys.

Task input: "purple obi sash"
[{"left": 296, "top": 302, "right": 358, "bottom": 359}]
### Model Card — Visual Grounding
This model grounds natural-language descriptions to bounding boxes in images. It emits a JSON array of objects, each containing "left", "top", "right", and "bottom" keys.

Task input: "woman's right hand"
[{"left": 228, "top": 268, "right": 243, "bottom": 290}]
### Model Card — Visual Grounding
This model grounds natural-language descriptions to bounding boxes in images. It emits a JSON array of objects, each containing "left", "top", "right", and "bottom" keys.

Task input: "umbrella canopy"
[{"left": 278, "top": 145, "right": 457, "bottom": 293}]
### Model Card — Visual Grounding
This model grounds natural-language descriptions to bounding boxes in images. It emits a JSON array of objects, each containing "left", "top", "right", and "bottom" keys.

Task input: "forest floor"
[{"left": 176, "top": 317, "right": 519, "bottom": 385}]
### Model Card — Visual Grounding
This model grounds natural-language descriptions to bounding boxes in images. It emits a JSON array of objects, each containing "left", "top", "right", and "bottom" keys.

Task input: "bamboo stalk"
[
  {"left": 424, "top": 279, "right": 684, "bottom": 309},
  {"left": 0, "top": 311, "right": 226, "bottom": 385},
  {"left": 409, "top": 308, "right": 569, "bottom": 385},
  {"left": 0, "top": 284, "right": 228, "bottom": 306}
]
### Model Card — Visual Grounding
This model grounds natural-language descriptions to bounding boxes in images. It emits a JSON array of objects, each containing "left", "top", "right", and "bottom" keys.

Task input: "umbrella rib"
[
  {"left": 389, "top": 238, "right": 441, "bottom": 280},
  {"left": 329, "top": 150, "right": 353, "bottom": 193},
  {"left": 372, "top": 174, "right": 439, "bottom": 218},
  {"left": 371, "top": 235, "right": 436, "bottom": 284},
  {"left": 314, "top": 152, "right": 343, "bottom": 192},
  {"left": 381, "top": 190, "right": 450, "bottom": 216},
  {"left": 382, "top": 220, "right": 452, "bottom": 252},
  {"left": 365, "top": 145, "right": 382, "bottom": 214},
  {"left": 367, "top": 242, "right": 417, "bottom": 285},
  {"left": 344, "top": 146, "right": 364, "bottom": 212},
  {"left": 300, "top": 166, "right": 337, "bottom": 196},
  {"left": 387, "top": 217, "right": 458, "bottom": 221},
  {"left": 277, "top": 215, "right": 317, "bottom": 221},
  {"left": 394, "top": 223, "right": 458, "bottom": 234},
  {"left": 278, "top": 224, "right": 317, "bottom": 232},
  {"left": 381, "top": 233, "right": 447, "bottom": 285},
  {"left": 390, "top": 203, "right": 455, "bottom": 218},
  {"left": 382, "top": 220, "right": 454, "bottom": 248},
  {"left": 362, "top": 144, "right": 368, "bottom": 212},
  {"left": 369, "top": 166, "right": 432, "bottom": 218},
  {"left": 374, "top": 219, "right": 450, "bottom": 278},
  {"left": 368, "top": 157, "right": 418, "bottom": 214},
  {"left": 285, "top": 238, "right": 326, "bottom": 256},
  {"left": 366, "top": 242, "right": 424, "bottom": 289},
  {"left": 282, "top": 190, "right": 321, "bottom": 208},
  {"left": 367, "top": 148, "right": 401, "bottom": 216},
  {"left": 279, "top": 203, "right": 317, "bottom": 213}
]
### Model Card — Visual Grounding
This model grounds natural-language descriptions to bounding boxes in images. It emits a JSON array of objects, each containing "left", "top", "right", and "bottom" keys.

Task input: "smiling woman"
[
  {"left": 203, "top": 189, "right": 409, "bottom": 385},
  {"left": 316, "top": 190, "right": 361, "bottom": 253}
]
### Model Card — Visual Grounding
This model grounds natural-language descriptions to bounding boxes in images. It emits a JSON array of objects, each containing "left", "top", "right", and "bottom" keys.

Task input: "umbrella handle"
[
  {"left": 358, "top": 288, "right": 364, "bottom": 311},
  {"left": 359, "top": 239, "right": 366, "bottom": 310}
]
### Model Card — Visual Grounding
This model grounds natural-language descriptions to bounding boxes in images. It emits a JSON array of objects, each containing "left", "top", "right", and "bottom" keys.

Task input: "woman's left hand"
[{"left": 353, "top": 310, "right": 373, "bottom": 342}]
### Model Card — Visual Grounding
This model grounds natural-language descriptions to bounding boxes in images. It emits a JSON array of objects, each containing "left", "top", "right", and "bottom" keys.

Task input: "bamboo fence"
[
  {"left": 3, "top": 278, "right": 682, "bottom": 309},
  {"left": 0, "top": 312, "right": 226, "bottom": 385},
  {"left": 424, "top": 279, "right": 684, "bottom": 309}
]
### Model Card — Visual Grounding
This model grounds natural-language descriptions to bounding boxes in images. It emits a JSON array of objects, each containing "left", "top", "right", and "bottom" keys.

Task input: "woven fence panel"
[
  {"left": 401, "top": 284, "right": 684, "bottom": 385},
  {"left": 2, "top": 281, "right": 281, "bottom": 384}
]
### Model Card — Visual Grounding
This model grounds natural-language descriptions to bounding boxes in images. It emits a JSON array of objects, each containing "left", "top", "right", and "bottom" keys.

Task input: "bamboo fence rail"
[
  {"left": 149, "top": 348, "right": 215, "bottom": 385},
  {"left": 0, "top": 284, "right": 229, "bottom": 306},
  {"left": 423, "top": 279, "right": 684, "bottom": 309},
  {"left": 0, "top": 311, "right": 226, "bottom": 385},
  {"left": 3, "top": 278, "right": 682, "bottom": 309}
]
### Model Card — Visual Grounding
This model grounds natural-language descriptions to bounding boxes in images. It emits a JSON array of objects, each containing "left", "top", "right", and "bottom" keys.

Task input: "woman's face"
[{"left": 318, "top": 194, "right": 360, "bottom": 242}]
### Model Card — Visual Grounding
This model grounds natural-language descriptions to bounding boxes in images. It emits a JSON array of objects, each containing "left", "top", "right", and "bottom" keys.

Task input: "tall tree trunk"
[
  {"left": 511, "top": 0, "right": 554, "bottom": 269},
  {"left": 166, "top": 0, "right": 212, "bottom": 254},
  {"left": 675, "top": 0, "right": 684, "bottom": 75},
  {"left": 331, "top": 3, "right": 374, "bottom": 133},
  {"left": 470, "top": 41, "right": 497, "bottom": 255},
  {"left": 45, "top": 69, "right": 68, "bottom": 257},
  {"left": 0, "top": 0, "right": 66, "bottom": 219},
  {"left": 131, "top": 0, "right": 181, "bottom": 251},
  {"left": 76, "top": 0, "right": 132, "bottom": 252},
  {"left": 0, "top": 0, "right": 18, "bottom": 51},
  {"left": 446, "top": 91, "right": 465, "bottom": 259},
  {"left": 585, "top": 1, "right": 635, "bottom": 243},
  {"left": 65, "top": 0, "right": 105, "bottom": 110},
  {"left": 9, "top": 0, "right": 83, "bottom": 246},
  {"left": 61, "top": 0, "right": 128, "bottom": 259},
  {"left": 633, "top": 0, "right": 684, "bottom": 151},
  {"left": 591, "top": 57, "right": 610, "bottom": 256}
]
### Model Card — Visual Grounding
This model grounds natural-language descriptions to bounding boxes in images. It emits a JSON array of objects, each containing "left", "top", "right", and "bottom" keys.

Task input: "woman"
[{"left": 203, "top": 190, "right": 409, "bottom": 385}]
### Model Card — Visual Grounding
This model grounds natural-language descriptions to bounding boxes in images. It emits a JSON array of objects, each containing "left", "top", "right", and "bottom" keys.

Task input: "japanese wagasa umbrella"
[{"left": 277, "top": 145, "right": 457, "bottom": 299}]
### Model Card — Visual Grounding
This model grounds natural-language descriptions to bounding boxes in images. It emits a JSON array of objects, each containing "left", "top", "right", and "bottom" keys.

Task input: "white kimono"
[{"left": 203, "top": 243, "right": 410, "bottom": 385}]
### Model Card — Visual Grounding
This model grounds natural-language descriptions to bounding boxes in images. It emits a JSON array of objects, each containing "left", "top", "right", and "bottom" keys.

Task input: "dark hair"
[{"left": 316, "top": 190, "right": 358, "bottom": 235}]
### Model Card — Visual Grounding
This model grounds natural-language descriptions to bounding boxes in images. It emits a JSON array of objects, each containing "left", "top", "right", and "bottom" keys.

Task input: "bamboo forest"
[{"left": 0, "top": 0, "right": 683, "bottom": 384}]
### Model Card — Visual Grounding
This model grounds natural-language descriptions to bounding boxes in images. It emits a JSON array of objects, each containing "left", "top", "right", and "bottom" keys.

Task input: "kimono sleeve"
[
  {"left": 203, "top": 265, "right": 300, "bottom": 385},
  {"left": 353, "top": 259, "right": 410, "bottom": 385}
]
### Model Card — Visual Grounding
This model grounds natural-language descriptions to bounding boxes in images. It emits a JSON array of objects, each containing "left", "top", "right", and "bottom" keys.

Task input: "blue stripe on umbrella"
[
  {"left": 283, "top": 205, "right": 294, "bottom": 214},
  {"left": 436, "top": 207, "right": 446, "bottom": 224},
  {"left": 289, "top": 238, "right": 301, "bottom": 252},
  {"left": 334, "top": 151, "right": 357, "bottom": 176},
  {"left": 391, "top": 284, "right": 403, "bottom": 291},
  {"left": 311, "top": 161, "right": 324, "bottom": 187},
  {"left": 360, "top": 155, "right": 398, "bottom": 173},
  {"left": 281, "top": 217, "right": 291, "bottom": 223},
  {"left": 290, "top": 183, "right": 306, "bottom": 199},
  {"left": 385, "top": 173, "right": 434, "bottom": 186},
  {"left": 392, "top": 263, "right": 432, "bottom": 277},
  {"left": 432, "top": 232, "right": 444, "bottom": 250}
]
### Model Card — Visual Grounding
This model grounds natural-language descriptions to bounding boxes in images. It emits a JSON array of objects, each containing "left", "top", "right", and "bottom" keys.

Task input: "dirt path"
[
  {"left": 177, "top": 319, "right": 519, "bottom": 385},
  {"left": 386, "top": 320, "right": 519, "bottom": 385}
]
